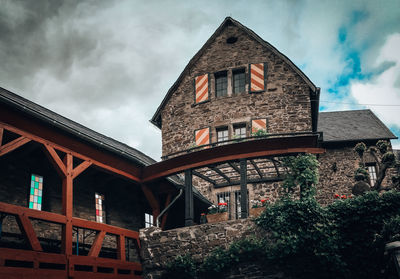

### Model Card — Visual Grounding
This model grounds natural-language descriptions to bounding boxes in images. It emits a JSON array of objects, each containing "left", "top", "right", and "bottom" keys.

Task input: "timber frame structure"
[{"left": 0, "top": 86, "right": 324, "bottom": 278}]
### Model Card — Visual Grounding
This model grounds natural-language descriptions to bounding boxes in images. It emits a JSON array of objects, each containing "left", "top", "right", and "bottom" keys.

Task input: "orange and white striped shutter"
[
  {"left": 194, "top": 74, "right": 209, "bottom": 103},
  {"left": 252, "top": 119, "right": 267, "bottom": 133},
  {"left": 250, "top": 63, "right": 265, "bottom": 92},
  {"left": 195, "top": 127, "right": 210, "bottom": 146}
]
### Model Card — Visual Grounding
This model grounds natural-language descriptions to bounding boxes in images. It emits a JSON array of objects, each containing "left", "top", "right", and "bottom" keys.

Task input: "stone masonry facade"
[{"left": 161, "top": 23, "right": 312, "bottom": 157}]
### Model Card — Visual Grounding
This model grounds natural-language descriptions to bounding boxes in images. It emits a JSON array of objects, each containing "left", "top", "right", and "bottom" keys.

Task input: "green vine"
[{"left": 162, "top": 191, "right": 400, "bottom": 279}]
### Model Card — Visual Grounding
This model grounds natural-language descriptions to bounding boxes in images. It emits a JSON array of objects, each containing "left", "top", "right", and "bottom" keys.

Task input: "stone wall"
[
  {"left": 139, "top": 219, "right": 286, "bottom": 279},
  {"left": 161, "top": 23, "right": 313, "bottom": 157},
  {"left": 317, "top": 144, "right": 396, "bottom": 205}
]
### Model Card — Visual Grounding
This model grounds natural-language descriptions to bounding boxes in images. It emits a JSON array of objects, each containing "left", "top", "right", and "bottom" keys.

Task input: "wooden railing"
[{"left": 0, "top": 201, "right": 142, "bottom": 279}]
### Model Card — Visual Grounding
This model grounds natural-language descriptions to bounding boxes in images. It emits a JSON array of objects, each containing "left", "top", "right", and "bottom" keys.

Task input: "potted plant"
[
  {"left": 249, "top": 199, "right": 267, "bottom": 217},
  {"left": 206, "top": 202, "right": 229, "bottom": 223}
]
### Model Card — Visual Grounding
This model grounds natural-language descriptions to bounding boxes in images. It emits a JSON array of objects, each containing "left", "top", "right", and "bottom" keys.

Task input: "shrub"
[{"left": 161, "top": 254, "right": 196, "bottom": 279}]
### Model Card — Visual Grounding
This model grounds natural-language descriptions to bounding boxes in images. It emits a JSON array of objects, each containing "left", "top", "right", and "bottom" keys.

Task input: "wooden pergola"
[{"left": 142, "top": 133, "right": 324, "bottom": 226}]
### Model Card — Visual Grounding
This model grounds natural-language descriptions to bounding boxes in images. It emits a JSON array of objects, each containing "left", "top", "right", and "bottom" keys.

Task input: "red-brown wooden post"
[
  {"left": 0, "top": 127, "right": 3, "bottom": 146},
  {"left": 61, "top": 153, "right": 73, "bottom": 256},
  {"left": 117, "top": 234, "right": 126, "bottom": 261}
]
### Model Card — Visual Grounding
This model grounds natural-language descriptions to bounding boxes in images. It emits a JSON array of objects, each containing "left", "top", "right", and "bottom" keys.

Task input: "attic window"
[{"left": 226, "top": 36, "right": 238, "bottom": 44}]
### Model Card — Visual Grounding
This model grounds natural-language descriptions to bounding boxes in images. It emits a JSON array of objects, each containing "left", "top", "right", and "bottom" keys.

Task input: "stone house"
[
  {"left": 0, "top": 16, "right": 398, "bottom": 279},
  {"left": 150, "top": 17, "right": 397, "bottom": 217}
]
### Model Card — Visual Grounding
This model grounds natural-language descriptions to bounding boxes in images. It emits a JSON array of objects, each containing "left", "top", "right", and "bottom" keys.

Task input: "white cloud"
[{"left": 351, "top": 33, "right": 400, "bottom": 147}]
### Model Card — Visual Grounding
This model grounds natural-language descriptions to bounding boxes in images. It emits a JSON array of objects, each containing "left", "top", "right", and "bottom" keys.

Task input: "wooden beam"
[
  {"left": 250, "top": 159, "right": 263, "bottom": 179},
  {"left": 88, "top": 231, "right": 106, "bottom": 257},
  {"left": 0, "top": 136, "right": 30, "bottom": 157},
  {"left": 228, "top": 162, "right": 241, "bottom": 174},
  {"left": 210, "top": 166, "right": 231, "bottom": 184},
  {"left": 271, "top": 159, "right": 281, "bottom": 176},
  {"left": 192, "top": 170, "right": 216, "bottom": 185},
  {"left": 141, "top": 185, "right": 160, "bottom": 221},
  {"left": 214, "top": 176, "right": 283, "bottom": 188},
  {"left": 0, "top": 201, "right": 67, "bottom": 224},
  {"left": 160, "top": 194, "right": 172, "bottom": 230},
  {"left": 0, "top": 119, "right": 141, "bottom": 182},
  {"left": 72, "top": 160, "right": 92, "bottom": 179},
  {"left": 43, "top": 144, "right": 67, "bottom": 177},
  {"left": 117, "top": 234, "right": 126, "bottom": 261},
  {"left": 142, "top": 134, "right": 324, "bottom": 182},
  {"left": 16, "top": 214, "right": 43, "bottom": 252},
  {"left": 72, "top": 217, "right": 139, "bottom": 240},
  {"left": 0, "top": 127, "right": 3, "bottom": 146}
]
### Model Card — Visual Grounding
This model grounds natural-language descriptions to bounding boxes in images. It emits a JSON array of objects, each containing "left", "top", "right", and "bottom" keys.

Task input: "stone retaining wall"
[{"left": 139, "top": 219, "right": 286, "bottom": 279}]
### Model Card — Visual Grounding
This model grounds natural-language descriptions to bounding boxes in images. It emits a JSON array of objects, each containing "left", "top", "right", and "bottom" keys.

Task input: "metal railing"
[{"left": 162, "top": 131, "right": 322, "bottom": 160}]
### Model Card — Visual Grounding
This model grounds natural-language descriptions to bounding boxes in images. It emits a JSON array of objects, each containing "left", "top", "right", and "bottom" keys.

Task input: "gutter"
[{"left": 156, "top": 189, "right": 183, "bottom": 227}]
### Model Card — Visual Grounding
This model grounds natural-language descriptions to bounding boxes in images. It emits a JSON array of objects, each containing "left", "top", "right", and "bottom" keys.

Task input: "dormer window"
[
  {"left": 215, "top": 71, "right": 228, "bottom": 97},
  {"left": 233, "top": 69, "right": 246, "bottom": 94}
]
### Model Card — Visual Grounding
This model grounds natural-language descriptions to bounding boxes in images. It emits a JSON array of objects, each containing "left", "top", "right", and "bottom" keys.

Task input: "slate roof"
[
  {"left": 318, "top": 110, "right": 397, "bottom": 142},
  {"left": 150, "top": 16, "right": 319, "bottom": 129},
  {"left": 0, "top": 86, "right": 211, "bottom": 205}
]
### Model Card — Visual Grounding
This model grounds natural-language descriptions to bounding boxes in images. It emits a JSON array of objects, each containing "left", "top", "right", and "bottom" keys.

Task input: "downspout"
[{"left": 156, "top": 189, "right": 183, "bottom": 227}]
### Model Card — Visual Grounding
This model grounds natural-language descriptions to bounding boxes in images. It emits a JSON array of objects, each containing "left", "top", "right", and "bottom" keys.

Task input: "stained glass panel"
[
  {"left": 95, "top": 193, "right": 106, "bottom": 223},
  {"left": 29, "top": 174, "right": 43, "bottom": 210}
]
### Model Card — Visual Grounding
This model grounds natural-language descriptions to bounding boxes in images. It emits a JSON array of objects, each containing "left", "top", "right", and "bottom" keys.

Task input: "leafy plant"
[
  {"left": 161, "top": 254, "right": 197, "bottom": 279},
  {"left": 354, "top": 140, "right": 399, "bottom": 191},
  {"left": 207, "top": 203, "right": 228, "bottom": 214},
  {"left": 251, "top": 129, "right": 268, "bottom": 137},
  {"left": 281, "top": 154, "right": 319, "bottom": 199}
]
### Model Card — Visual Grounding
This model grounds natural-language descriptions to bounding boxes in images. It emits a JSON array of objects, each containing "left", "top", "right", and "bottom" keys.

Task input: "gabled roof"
[
  {"left": 150, "top": 17, "right": 318, "bottom": 128},
  {"left": 0, "top": 86, "right": 212, "bottom": 205},
  {"left": 318, "top": 109, "right": 397, "bottom": 142}
]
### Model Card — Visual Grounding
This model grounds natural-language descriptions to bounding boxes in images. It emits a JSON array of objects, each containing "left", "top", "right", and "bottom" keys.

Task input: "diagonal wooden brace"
[
  {"left": 43, "top": 144, "right": 67, "bottom": 177},
  {"left": 72, "top": 160, "right": 92, "bottom": 179},
  {"left": 0, "top": 136, "right": 31, "bottom": 157},
  {"left": 16, "top": 213, "right": 43, "bottom": 252},
  {"left": 88, "top": 230, "right": 106, "bottom": 257}
]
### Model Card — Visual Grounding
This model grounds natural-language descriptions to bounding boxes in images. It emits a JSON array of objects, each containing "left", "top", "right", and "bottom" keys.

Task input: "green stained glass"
[
  {"left": 29, "top": 202, "right": 33, "bottom": 208},
  {"left": 38, "top": 196, "right": 42, "bottom": 204},
  {"left": 30, "top": 187, "right": 34, "bottom": 195},
  {"left": 31, "top": 175, "right": 35, "bottom": 180},
  {"left": 35, "top": 181, "right": 39, "bottom": 188}
]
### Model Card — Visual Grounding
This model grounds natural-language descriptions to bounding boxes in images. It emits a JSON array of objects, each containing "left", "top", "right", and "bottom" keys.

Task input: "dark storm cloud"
[
  {"left": 0, "top": 0, "right": 398, "bottom": 159},
  {"left": 0, "top": 1, "right": 106, "bottom": 93}
]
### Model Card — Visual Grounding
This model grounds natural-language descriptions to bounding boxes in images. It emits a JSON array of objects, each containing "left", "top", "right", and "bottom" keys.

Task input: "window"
[
  {"left": 217, "top": 192, "right": 230, "bottom": 216},
  {"left": 234, "top": 124, "right": 247, "bottom": 139},
  {"left": 95, "top": 193, "right": 106, "bottom": 223},
  {"left": 234, "top": 191, "right": 249, "bottom": 219},
  {"left": 217, "top": 127, "right": 229, "bottom": 143},
  {"left": 29, "top": 174, "right": 43, "bottom": 211},
  {"left": 215, "top": 71, "right": 227, "bottom": 97},
  {"left": 233, "top": 69, "right": 246, "bottom": 93},
  {"left": 145, "top": 213, "right": 153, "bottom": 228},
  {"left": 367, "top": 165, "right": 377, "bottom": 186},
  {"left": 235, "top": 191, "right": 241, "bottom": 219}
]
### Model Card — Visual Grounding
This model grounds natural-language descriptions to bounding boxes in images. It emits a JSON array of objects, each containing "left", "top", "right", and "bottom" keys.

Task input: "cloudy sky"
[{"left": 1, "top": 0, "right": 399, "bottom": 160}]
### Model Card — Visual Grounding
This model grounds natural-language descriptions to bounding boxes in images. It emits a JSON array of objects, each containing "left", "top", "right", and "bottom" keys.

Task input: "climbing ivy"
[{"left": 162, "top": 191, "right": 400, "bottom": 279}]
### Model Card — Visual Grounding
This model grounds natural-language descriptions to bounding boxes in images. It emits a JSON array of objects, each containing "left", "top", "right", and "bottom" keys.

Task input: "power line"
[{"left": 318, "top": 100, "right": 400, "bottom": 107}]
